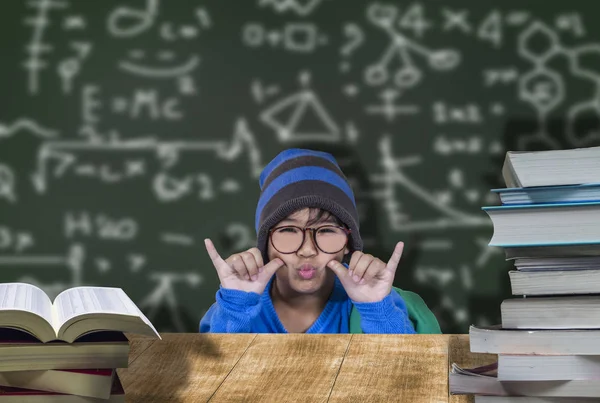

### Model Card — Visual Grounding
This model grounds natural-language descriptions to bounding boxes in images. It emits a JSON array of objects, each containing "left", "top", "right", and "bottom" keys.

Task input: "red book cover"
[{"left": 58, "top": 369, "right": 114, "bottom": 376}]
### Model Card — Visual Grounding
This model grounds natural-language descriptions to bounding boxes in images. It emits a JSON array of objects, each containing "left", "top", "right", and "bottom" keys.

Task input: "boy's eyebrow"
[{"left": 280, "top": 216, "right": 337, "bottom": 225}]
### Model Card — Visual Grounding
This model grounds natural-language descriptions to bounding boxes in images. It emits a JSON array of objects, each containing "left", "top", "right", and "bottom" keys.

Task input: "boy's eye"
[
  {"left": 276, "top": 227, "right": 299, "bottom": 233},
  {"left": 317, "top": 228, "right": 336, "bottom": 234}
]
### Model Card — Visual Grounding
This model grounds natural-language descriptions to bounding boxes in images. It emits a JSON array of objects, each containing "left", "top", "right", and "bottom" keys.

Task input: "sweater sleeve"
[
  {"left": 199, "top": 286, "right": 262, "bottom": 333},
  {"left": 351, "top": 290, "right": 416, "bottom": 334}
]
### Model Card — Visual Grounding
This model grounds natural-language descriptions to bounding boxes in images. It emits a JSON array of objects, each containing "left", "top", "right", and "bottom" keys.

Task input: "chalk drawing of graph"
[{"left": 370, "top": 136, "right": 490, "bottom": 231}]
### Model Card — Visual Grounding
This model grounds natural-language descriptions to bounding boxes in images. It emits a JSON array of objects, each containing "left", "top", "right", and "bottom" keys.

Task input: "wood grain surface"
[
  {"left": 209, "top": 334, "right": 352, "bottom": 402},
  {"left": 119, "top": 333, "right": 256, "bottom": 402},
  {"left": 124, "top": 334, "right": 157, "bottom": 366},
  {"left": 116, "top": 333, "right": 486, "bottom": 403},
  {"left": 329, "top": 335, "right": 449, "bottom": 403}
]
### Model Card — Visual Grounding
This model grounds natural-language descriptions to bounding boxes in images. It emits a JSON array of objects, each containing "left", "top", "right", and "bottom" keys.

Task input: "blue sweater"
[{"left": 199, "top": 275, "right": 416, "bottom": 334}]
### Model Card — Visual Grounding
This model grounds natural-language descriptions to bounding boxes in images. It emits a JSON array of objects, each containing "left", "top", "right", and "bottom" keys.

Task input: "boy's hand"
[
  {"left": 327, "top": 242, "right": 404, "bottom": 303},
  {"left": 204, "top": 238, "right": 284, "bottom": 294}
]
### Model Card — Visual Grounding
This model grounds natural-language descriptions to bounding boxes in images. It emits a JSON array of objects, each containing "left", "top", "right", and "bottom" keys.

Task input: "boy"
[{"left": 200, "top": 148, "right": 440, "bottom": 333}]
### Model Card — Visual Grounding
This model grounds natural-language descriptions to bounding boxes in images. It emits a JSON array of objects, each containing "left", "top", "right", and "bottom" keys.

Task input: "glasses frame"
[{"left": 269, "top": 225, "right": 352, "bottom": 255}]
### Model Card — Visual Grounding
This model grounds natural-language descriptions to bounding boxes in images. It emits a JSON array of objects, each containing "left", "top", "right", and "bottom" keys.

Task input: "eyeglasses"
[{"left": 269, "top": 225, "right": 351, "bottom": 254}]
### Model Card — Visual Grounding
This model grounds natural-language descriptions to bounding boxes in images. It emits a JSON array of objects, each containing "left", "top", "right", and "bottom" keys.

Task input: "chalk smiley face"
[
  {"left": 108, "top": 0, "right": 204, "bottom": 79},
  {"left": 119, "top": 50, "right": 200, "bottom": 78}
]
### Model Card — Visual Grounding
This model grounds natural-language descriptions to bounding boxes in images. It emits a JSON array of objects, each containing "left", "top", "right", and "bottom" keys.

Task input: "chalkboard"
[{"left": 2, "top": 0, "right": 600, "bottom": 333}]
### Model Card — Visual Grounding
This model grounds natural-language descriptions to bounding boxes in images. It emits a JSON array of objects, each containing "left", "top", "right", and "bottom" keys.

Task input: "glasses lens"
[
  {"left": 315, "top": 226, "right": 348, "bottom": 253},
  {"left": 271, "top": 226, "right": 304, "bottom": 253},
  {"left": 271, "top": 226, "right": 349, "bottom": 254}
]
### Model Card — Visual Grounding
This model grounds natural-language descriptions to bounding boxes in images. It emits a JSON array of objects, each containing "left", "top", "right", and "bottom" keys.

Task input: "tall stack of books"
[
  {"left": 450, "top": 146, "right": 600, "bottom": 402},
  {"left": 0, "top": 282, "right": 161, "bottom": 402}
]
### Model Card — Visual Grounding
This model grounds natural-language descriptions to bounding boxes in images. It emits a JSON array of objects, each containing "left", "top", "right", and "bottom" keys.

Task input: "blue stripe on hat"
[
  {"left": 255, "top": 166, "right": 356, "bottom": 230},
  {"left": 259, "top": 149, "right": 339, "bottom": 189}
]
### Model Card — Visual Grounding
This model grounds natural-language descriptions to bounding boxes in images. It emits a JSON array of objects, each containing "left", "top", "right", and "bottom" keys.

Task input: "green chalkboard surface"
[{"left": 2, "top": 0, "right": 600, "bottom": 333}]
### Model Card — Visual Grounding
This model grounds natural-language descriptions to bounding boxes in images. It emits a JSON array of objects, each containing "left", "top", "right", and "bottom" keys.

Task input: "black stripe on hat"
[{"left": 261, "top": 155, "right": 347, "bottom": 192}]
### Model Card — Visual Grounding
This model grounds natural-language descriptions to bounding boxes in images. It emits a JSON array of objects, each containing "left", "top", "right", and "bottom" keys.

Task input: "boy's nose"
[{"left": 297, "top": 230, "right": 318, "bottom": 257}]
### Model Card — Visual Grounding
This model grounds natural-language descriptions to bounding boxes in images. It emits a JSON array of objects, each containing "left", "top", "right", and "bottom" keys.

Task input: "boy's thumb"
[
  {"left": 326, "top": 260, "right": 347, "bottom": 278},
  {"left": 261, "top": 258, "right": 284, "bottom": 278}
]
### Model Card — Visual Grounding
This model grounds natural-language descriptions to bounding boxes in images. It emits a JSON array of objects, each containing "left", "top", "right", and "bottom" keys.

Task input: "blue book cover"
[
  {"left": 490, "top": 183, "right": 600, "bottom": 193},
  {"left": 482, "top": 201, "right": 600, "bottom": 211},
  {"left": 490, "top": 183, "right": 600, "bottom": 206}
]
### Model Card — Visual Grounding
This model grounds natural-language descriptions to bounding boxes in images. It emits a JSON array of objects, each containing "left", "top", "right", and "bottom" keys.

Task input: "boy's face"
[{"left": 267, "top": 208, "right": 350, "bottom": 295}]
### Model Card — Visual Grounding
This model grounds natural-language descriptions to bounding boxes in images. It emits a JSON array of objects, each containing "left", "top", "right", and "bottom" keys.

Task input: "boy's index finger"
[{"left": 248, "top": 248, "right": 264, "bottom": 268}]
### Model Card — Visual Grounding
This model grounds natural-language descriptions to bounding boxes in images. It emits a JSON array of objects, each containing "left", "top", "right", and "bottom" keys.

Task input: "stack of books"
[
  {"left": 450, "top": 146, "right": 600, "bottom": 402},
  {"left": 0, "top": 282, "right": 161, "bottom": 402}
]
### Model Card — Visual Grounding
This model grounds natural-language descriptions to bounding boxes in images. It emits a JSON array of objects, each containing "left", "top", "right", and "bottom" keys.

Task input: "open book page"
[
  {"left": 53, "top": 287, "right": 160, "bottom": 339},
  {"left": 451, "top": 362, "right": 498, "bottom": 378},
  {"left": 0, "top": 283, "right": 53, "bottom": 329}
]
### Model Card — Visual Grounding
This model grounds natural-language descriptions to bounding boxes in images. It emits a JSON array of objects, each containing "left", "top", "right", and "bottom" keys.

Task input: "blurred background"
[{"left": 1, "top": 0, "right": 600, "bottom": 334}]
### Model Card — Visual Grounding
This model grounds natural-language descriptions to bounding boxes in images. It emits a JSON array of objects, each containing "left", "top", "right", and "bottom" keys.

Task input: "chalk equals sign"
[
  {"left": 0, "top": 254, "right": 65, "bottom": 265},
  {"left": 161, "top": 232, "right": 195, "bottom": 246},
  {"left": 0, "top": 244, "right": 84, "bottom": 271}
]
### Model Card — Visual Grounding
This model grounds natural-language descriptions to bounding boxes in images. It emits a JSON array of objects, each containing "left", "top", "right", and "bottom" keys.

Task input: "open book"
[
  {"left": 0, "top": 283, "right": 161, "bottom": 343},
  {"left": 450, "top": 362, "right": 600, "bottom": 397}
]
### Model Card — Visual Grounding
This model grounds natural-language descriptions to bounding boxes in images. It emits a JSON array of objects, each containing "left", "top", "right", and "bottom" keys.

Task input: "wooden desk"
[{"left": 118, "top": 334, "right": 494, "bottom": 403}]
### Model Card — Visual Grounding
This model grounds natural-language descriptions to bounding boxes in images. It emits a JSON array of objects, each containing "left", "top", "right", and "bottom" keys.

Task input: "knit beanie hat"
[{"left": 255, "top": 148, "right": 363, "bottom": 262}]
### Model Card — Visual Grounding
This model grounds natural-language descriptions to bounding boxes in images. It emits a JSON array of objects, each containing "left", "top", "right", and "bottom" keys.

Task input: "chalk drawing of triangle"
[{"left": 260, "top": 90, "right": 340, "bottom": 142}]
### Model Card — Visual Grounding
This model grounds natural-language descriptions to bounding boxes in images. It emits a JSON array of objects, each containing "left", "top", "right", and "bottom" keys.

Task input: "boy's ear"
[{"left": 342, "top": 248, "right": 351, "bottom": 264}]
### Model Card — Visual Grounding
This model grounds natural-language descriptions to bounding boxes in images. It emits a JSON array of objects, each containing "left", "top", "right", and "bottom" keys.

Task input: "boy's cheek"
[{"left": 266, "top": 243, "right": 276, "bottom": 261}]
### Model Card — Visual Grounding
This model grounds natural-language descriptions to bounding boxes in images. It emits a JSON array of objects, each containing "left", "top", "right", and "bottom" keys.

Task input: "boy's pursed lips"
[
  {"left": 296, "top": 263, "right": 318, "bottom": 279},
  {"left": 298, "top": 263, "right": 317, "bottom": 272}
]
